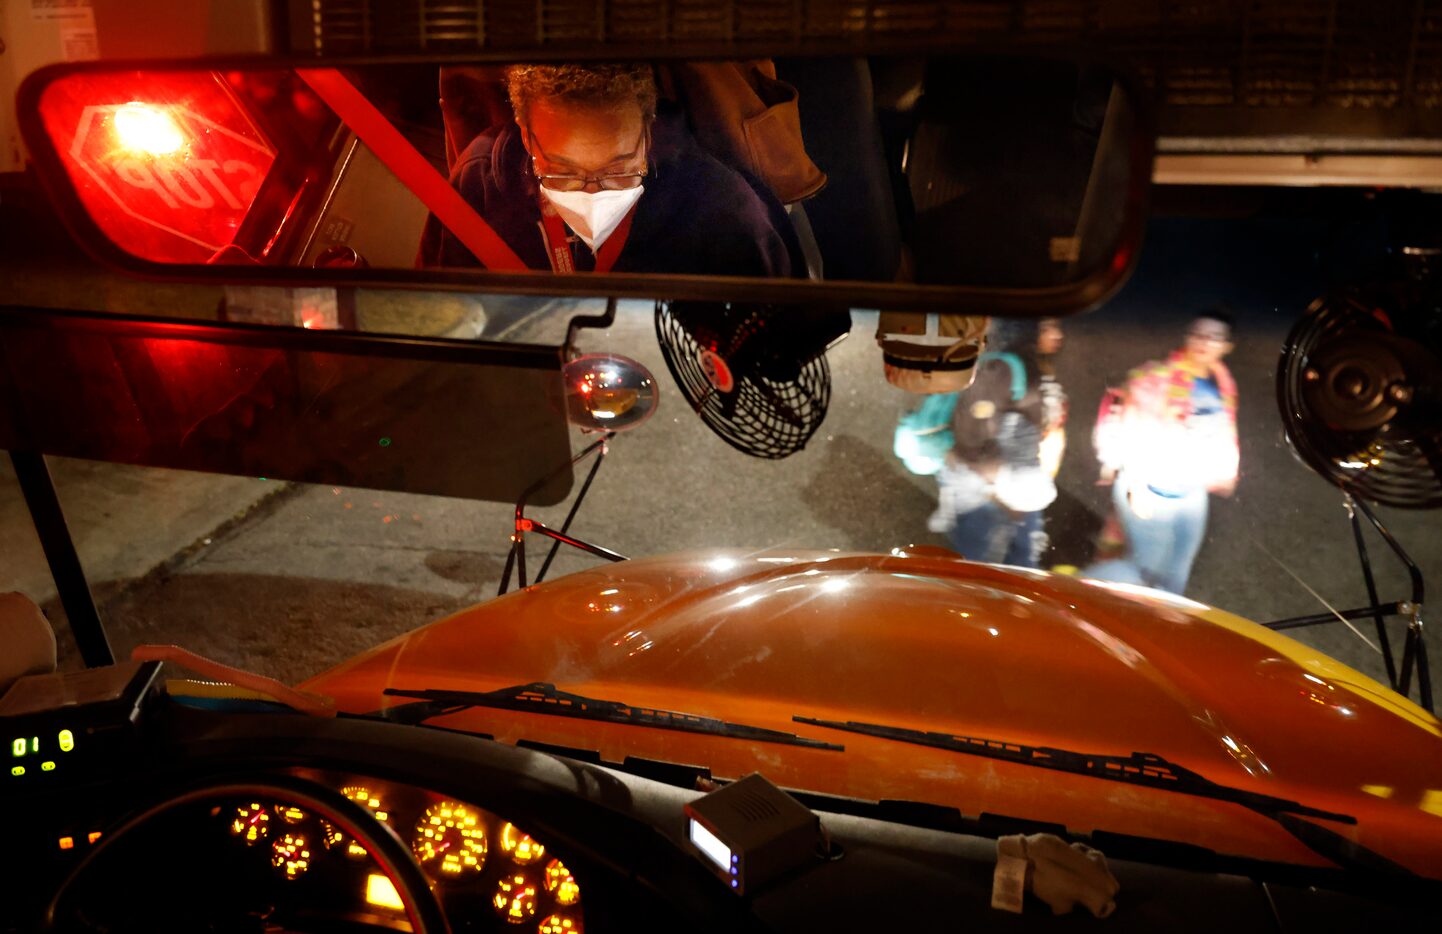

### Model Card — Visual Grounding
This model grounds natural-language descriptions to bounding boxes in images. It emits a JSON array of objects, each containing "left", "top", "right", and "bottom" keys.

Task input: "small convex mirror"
[{"left": 562, "top": 353, "right": 658, "bottom": 432}]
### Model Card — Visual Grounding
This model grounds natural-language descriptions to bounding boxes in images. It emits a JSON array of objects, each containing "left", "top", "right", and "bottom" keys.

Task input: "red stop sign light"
[{"left": 38, "top": 70, "right": 276, "bottom": 264}]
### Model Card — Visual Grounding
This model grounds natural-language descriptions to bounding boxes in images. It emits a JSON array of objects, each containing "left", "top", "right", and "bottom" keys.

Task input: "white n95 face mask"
[{"left": 540, "top": 185, "right": 644, "bottom": 252}]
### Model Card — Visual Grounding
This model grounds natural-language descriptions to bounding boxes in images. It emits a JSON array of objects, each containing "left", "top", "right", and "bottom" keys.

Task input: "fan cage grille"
[
  {"left": 655, "top": 302, "right": 831, "bottom": 460},
  {"left": 1278, "top": 294, "right": 1442, "bottom": 509}
]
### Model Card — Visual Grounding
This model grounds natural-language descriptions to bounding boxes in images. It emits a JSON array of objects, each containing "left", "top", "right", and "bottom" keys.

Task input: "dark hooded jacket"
[{"left": 419, "top": 103, "right": 800, "bottom": 278}]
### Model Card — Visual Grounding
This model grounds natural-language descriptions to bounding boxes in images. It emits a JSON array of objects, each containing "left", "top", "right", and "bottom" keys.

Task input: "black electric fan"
[
  {"left": 1278, "top": 292, "right": 1442, "bottom": 508},
  {"left": 654, "top": 301, "right": 849, "bottom": 459},
  {"left": 1271, "top": 285, "right": 1440, "bottom": 710}
]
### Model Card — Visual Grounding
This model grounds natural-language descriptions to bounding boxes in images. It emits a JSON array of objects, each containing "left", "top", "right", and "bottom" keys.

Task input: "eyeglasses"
[
  {"left": 534, "top": 170, "right": 646, "bottom": 192},
  {"left": 527, "top": 125, "right": 648, "bottom": 192}
]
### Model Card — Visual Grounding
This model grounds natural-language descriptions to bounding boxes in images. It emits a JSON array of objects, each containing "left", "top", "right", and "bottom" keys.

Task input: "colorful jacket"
[{"left": 1096, "top": 351, "right": 1240, "bottom": 493}]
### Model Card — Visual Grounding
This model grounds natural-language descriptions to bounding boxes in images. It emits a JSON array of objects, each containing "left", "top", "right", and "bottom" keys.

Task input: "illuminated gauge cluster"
[
  {"left": 410, "top": 807, "right": 584, "bottom": 931},
  {"left": 224, "top": 784, "right": 391, "bottom": 883},
  {"left": 226, "top": 801, "right": 327, "bottom": 880},
  {"left": 413, "top": 802, "right": 488, "bottom": 877},
  {"left": 221, "top": 780, "right": 583, "bottom": 932}
]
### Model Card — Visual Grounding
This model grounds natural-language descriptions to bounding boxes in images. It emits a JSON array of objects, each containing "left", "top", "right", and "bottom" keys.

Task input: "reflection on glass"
[
  {"left": 0, "top": 313, "right": 575, "bottom": 506},
  {"left": 34, "top": 58, "right": 1133, "bottom": 288}
]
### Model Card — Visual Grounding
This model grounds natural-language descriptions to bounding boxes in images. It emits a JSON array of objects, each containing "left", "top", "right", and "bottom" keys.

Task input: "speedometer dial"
[
  {"left": 230, "top": 802, "right": 271, "bottom": 845},
  {"left": 271, "top": 832, "right": 312, "bottom": 880},
  {"left": 412, "top": 801, "right": 487, "bottom": 878}
]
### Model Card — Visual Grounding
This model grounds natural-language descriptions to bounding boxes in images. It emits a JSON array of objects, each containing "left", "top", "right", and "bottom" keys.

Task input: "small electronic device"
[
  {"left": 1, "top": 660, "right": 161, "bottom": 790},
  {"left": 683, "top": 772, "right": 823, "bottom": 894}
]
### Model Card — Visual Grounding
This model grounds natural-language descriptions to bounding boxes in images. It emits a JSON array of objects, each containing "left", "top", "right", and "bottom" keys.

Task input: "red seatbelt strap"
[
  {"left": 294, "top": 68, "right": 527, "bottom": 272},
  {"left": 536, "top": 198, "right": 637, "bottom": 274}
]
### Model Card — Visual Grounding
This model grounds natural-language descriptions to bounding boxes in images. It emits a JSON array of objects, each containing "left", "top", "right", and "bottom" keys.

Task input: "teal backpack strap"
[
  {"left": 894, "top": 391, "right": 960, "bottom": 475},
  {"left": 977, "top": 351, "right": 1027, "bottom": 402}
]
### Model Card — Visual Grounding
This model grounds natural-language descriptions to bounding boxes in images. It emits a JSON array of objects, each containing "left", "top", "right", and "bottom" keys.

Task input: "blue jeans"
[
  {"left": 948, "top": 502, "right": 1046, "bottom": 567},
  {"left": 1086, "top": 477, "right": 1208, "bottom": 594}
]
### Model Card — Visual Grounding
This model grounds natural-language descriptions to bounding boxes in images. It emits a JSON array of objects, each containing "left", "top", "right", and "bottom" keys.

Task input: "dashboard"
[
  {"left": 46, "top": 770, "right": 586, "bottom": 933},
  {"left": 3, "top": 664, "right": 758, "bottom": 934},
  {"left": 4, "top": 663, "right": 1439, "bottom": 932}
]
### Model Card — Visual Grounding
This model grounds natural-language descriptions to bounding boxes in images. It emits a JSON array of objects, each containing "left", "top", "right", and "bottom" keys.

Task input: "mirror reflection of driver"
[{"left": 420, "top": 63, "right": 798, "bottom": 277}]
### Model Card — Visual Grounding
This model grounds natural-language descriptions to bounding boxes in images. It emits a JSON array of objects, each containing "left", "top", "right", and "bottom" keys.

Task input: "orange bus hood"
[{"left": 301, "top": 549, "right": 1442, "bottom": 876}]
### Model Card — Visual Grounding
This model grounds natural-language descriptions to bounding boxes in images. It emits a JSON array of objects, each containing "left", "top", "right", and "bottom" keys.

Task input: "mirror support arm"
[
  {"left": 498, "top": 432, "right": 625, "bottom": 595},
  {"left": 565, "top": 297, "right": 619, "bottom": 351},
  {"left": 1266, "top": 493, "right": 1431, "bottom": 712}
]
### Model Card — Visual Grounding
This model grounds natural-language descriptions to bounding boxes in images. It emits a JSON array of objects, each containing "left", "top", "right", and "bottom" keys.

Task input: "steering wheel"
[{"left": 46, "top": 773, "right": 451, "bottom": 934}]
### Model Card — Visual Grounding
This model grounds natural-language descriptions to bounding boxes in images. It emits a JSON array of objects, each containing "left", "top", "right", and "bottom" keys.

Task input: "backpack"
[{"left": 892, "top": 352, "right": 1026, "bottom": 475}]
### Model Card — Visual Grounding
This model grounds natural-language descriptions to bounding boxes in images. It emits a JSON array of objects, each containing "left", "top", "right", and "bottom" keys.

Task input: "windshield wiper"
[
  {"left": 794, "top": 717, "right": 1437, "bottom": 881},
  {"left": 792, "top": 716, "right": 1351, "bottom": 822},
  {"left": 378, "top": 682, "right": 844, "bottom": 750}
]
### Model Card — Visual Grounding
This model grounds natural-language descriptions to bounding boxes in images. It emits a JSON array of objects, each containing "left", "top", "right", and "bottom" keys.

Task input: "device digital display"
[
  {"left": 10, "top": 730, "right": 75, "bottom": 757},
  {"left": 3, "top": 661, "right": 160, "bottom": 786},
  {"left": 688, "top": 819, "right": 733, "bottom": 873},
  {"left": 8, "top": 729, "right": 75, "bottom": 776}
]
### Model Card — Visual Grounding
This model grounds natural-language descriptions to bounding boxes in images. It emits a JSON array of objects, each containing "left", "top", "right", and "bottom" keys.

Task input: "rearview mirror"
[{"left": 18, "top": 54, "right": 1151, "bottom": 315}]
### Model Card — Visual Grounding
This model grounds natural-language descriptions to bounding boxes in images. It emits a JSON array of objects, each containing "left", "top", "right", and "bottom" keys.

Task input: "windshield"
[{"left": 5, "top": 164, "right": 1442, "bottom": 878}]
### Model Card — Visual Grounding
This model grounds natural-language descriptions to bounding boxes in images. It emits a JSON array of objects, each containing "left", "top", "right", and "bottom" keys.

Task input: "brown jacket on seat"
[{"left": 658, "top": 60, "right": 827, "bottom": 205}]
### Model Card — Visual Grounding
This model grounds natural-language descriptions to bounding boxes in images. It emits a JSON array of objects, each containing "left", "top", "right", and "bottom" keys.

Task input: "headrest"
[
  {"left": 881, "top": 359, "right": 979, "bottom": 394},
  {"left": 877, "top": 311, "right": 988, "bottom": 394}
]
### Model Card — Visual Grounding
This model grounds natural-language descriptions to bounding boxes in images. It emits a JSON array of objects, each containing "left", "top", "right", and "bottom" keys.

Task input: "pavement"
[
  {"left": 1, "top": 457, "right": 282, "bottom": 608},
  {"left": 1, "top": 213, "right": 1439, "bottom": 706}
]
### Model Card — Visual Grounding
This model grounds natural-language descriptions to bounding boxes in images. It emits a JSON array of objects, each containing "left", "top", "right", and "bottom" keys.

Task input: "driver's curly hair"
[{"left": 505, "top": 63, "right": 658, "bottom": 124}]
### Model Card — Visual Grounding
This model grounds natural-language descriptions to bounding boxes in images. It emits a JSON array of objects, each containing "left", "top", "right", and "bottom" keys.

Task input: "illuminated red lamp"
[
  {"left": 113, "top": 102, "right": 185, "bottom": 156},
  {"left": 37, "top": 70, "right": 278, "bottom": 264}
]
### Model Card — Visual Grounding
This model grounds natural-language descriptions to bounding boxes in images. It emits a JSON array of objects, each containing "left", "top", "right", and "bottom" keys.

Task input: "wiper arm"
[
  {"left": 379, "top": 682, "right": 844, "bottom": 751},
  {"left": 792, "top": 716, "right": 1351, "bottom": 823},
  {"left": 795, "top": 717, "right": 1436, "bottom": 881}
]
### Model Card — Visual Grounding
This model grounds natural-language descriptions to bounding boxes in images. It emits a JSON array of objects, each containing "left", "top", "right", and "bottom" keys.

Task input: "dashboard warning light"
[
  {"left": 58, "top": 837, "right": 74, "bottom": 850},
  {"left": 366, "top": 873, "right": 404, "bottom": 911}
]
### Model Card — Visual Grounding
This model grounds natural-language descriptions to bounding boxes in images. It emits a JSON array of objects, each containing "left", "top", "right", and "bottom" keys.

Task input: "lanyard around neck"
[{"left": 536, "top": 197, "right": 638, "bottom": 274}]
